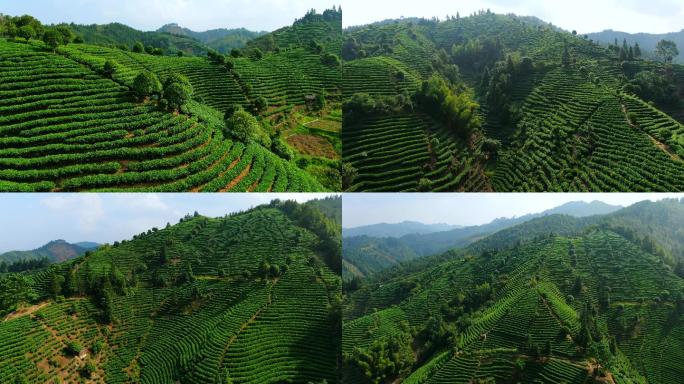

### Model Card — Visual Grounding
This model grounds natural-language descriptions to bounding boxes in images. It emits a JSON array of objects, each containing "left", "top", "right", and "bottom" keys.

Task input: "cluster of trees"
[
  {"left": 0, "top": 14, "right": 80, "bottom": 52},
  {"left": 343, "top": 92, "right": 414, "bottom": 121},
  {"left": 451, "top": 37, "right": 503, "bottom": 73},
  {"left": 483, "top": 55, "right": 535, "bottom": 119},
  {"left": 415, "top": 75, "right": 481, "bottom": 139},
  {"left": 345, "top": 324, "right": 414, "bottom": 384},
  {"left": 0, "top": 258, "right": 50, "bottom": 273},
  {"left": 341, "top": 37, "right": 366, "bottom": 61},
  {"left": 131, "top": 41, "right": 163, "bottom": 55},
  {"left": 270, "top": 199, "right": 341, "bottom": 272},
  {"left": 623, "top": 70, "right": 679, "bottom": 105},
  {"left": 131, "top": 71, "right": 194, "bottom": 111},
  {"left": 223, "top": 104, "right": 271, "bottom": 147},
  {"left": 258, "top": 259, "right": 287, "bottom": 279},
  {"left": 608, "top": 38, "right": 642, "bottom": 61},
  {"left": 294, "top": 6, "right": 342, "bottom": 25},
  {"left": 207, "top": 49, "right": 235, "bottom": 70},
  {"left": 0, "top": 274, "right": 37, "bottom": 315}
]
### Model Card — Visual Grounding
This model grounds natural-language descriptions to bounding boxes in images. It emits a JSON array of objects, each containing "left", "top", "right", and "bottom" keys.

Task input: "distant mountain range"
[
  {"left": 0, "top": 240, "right": 100, "bottom": 264},
  {"left": 157, "top": 23, "right": 266, "bottom": 53},
  {"left": 587, "top": 29, "right": 684, "bottom": 63},
  {"left": 64, "top": 21, "right": 265, "bottom": 56},
  {"left": 343, "top": 201, "right": 622, "bottom": 279},
  {"left": 343, "top": 221, "right": 463, "bottom": 238}
]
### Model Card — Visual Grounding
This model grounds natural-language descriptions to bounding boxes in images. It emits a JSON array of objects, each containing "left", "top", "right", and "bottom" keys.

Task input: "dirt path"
[
  {"left": 219, "top": 163, "right": 251, "bottom": 192},
  {"left": 621, "top": 104, "right": 683, "bottom": 162},
  {"left": 218, "top": 277, "right": 280, "bottom": 369},
  {"left": 3, "top": 301, "right": 49, "bottom": 322}
]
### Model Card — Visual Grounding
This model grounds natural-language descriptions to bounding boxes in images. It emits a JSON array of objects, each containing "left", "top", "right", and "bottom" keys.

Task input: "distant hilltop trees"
[{"left": 295, "top": 6, "right": 342, "bottom": 25}]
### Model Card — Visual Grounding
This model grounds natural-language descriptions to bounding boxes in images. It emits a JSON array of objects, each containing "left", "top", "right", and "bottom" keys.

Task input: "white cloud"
[
  {"left": 40, "top": 194, "right": 105, "bottom": 233},
  {"left": 111, "top": 193, "right": 171, "bottom": 213}
]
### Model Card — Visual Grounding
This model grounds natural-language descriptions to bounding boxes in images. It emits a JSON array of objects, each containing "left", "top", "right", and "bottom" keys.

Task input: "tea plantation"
[
  {"left": 341, "top": 11, "right": 684, "bottom": 191},
  {"left": 0, "top": 197, "right": 342, "bottom": 383},
  {"left": 0, "top": 8, "right": 341, "bottom": 191},
  {"left": 342, "top": 201, "right": 684, "bottom": 383}
]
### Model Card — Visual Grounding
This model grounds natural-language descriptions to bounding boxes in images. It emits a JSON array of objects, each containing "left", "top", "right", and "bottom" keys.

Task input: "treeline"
[
  {"left": 295, "top": 6, "right": 342, "bottom": 25},
  {"left": 0, "top": 258, "right": 50, "bottom": 273},
  {"left": 269, "top": 199, "right": 342, "bottom": 273}
]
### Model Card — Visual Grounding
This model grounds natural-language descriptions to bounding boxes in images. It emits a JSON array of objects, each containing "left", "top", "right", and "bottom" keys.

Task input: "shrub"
[{"left": 132, "top": 71, "right": 162, "bottom": 99}]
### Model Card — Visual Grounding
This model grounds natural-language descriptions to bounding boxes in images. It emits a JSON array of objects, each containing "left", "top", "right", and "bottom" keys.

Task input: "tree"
[
  {"left": 272, "top": 138, "right": 294, "bottom": 160},
  {"left": 342, "top": 162, "right": 358, "bottom": 190},
  {"left": 50, "top": 274, "right": 65, "bottom": 298},
  {"left": 42, "top": 29, "right": 60, "bottom": 52},
  {"left": 103, "top": 59, "right": 119, "bottom": 78},
  {"left": 55, "top": 25, "right": 73, "bottom": 45},
  {"left": 252, "top": 48, "right": 263, "bottom": 60},
  {"left": 162, "top": 73, "right": 193, "bottom": 111},
  {"left": 655, "top": 40, "right": 679, "bottom": 63},
  {"left": 230, "top": 48, "right": 242, "bottom": 58},
  {"left": 132, "top": 42, "right": 144, "bottom": 53},
  {"left": 253, "top": 96, "right": 268, "bottom": 114},
  {"left": 321, "top": 52, "right": 340, "bottom": 67},
  {"left": 66, "top": 340, "right": 82, "bottom": 356},
  {"left": 17, "top": 25, "right": 35, "bottom": 42},
  {"left": 132, "top": 71, "right": 161, "bottom": 100},
  {"left": 224, "top": 109, "right": 261, "bottom": 143},
  {"left": 224, "top": 104, "right": 241, "bottom": 119},
  {"left": 81, "top": 360, "right": 96, "bottom": 378},
  {"left": 634, "top": 43, "right": 642, "bottom": 58}
]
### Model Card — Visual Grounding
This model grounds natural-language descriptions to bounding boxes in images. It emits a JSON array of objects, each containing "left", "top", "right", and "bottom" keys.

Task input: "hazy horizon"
[
  {"left": 343, "top": 0, "right": 684, "bottom": 35},
  {"left": 0, "top": 193, "right": 336, "bottom": 254},
  {"left": 343, "top": 193, "right": 683, "bottom": 228},
  {"left": 0, "top": 0, "right": 339, "bottom": 32}
]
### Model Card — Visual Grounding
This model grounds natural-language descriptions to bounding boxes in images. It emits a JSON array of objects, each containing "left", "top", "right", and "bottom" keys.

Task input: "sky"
[
  {"left": 0, "top": 0, "right": 338, "bottom": 32},
  {"left": 0, "top": 193, "right": 335, "bottom": 253},
  {"left": 343, "top": 0, "right": 684, "bottom": 34},
  {"left": 342, "top": 193, "right": 684, "bottom": 228}
]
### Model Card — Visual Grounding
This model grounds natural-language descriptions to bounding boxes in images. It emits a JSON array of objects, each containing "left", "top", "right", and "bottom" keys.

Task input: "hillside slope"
[
  {"left": 343, "top": 217, "right": 684, "bottom": 383},
  {"left": 0, "top": 8, "right": 341, "bottom": 191},
  {"left": 343, "top": 201, "right": 622, "bottom": 280},
  {"left": 157, "top": 24, "right": 266, "bottom": 53},
  {"left": 342, "top": 11, "right": 684, "bottom": 191},
  {"left": 0, "top": 198, "right": 341, "bottom": 383}
]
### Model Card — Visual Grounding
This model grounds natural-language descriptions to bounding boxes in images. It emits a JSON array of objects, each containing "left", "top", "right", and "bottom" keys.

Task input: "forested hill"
[
  {"left": 341, "top": 10, "right": 684, "bottom": 192},
  {"left": 157, "top": 24, "right": 266, "bottom": 54},
  {"left": 343, "top": 199, "right": 684, "bottom": 383},
  {"left": 247, "top": 6, "right": 342, "bottom": 54},
  {"left": 0, "top": 9, "right": 341, "bottom": 191},
  {"left": 343, "top": 200, "right": 622, "bottom": 279},
  {"left": 0, "top": 240, "right": 99, "bottom": 272},
  {"left": 587, "top": 29, "right": 684, "bottom": 63},
  {"left": 0, "top": 197, "right": 341, "bottom": 383}
]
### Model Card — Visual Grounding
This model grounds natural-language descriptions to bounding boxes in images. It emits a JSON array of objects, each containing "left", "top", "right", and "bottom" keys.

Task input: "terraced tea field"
[
  {"left": 343, "top": 224, "right": 684, "bottom": 383},
  {"left": 0, "top": 7, "right": 341, "bottom": 192},
  {"left": 0, "top": 199, "right": 342, "bottom": 383},
  {"left": 341, "top": 12, "right": 684, "bottom": 191}
]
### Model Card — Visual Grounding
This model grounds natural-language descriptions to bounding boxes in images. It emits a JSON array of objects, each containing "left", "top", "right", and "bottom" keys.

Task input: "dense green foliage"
[
  {"left": 343, "top": 199, "right": 684, "bottom": 383},
  {"left": 0, "top": 198, "right": 342, "bottom": 383},
  {"left": 342, "top": 11, "right": 684, "bottom": 191}
]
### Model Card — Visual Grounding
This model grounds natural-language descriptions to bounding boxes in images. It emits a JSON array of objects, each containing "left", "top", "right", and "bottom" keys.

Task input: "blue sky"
[
  {"left": 344, "top": 0, "right": 684, "bottom": 34},
  {"left": 343, "top": 193, "right": 684, "bottom": 228},
  {"left": 0, "top": 0, "right": 338, "bottom": 31},
  {"left": 0, "top": 193, "right": 335, "bottom": 253}
]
